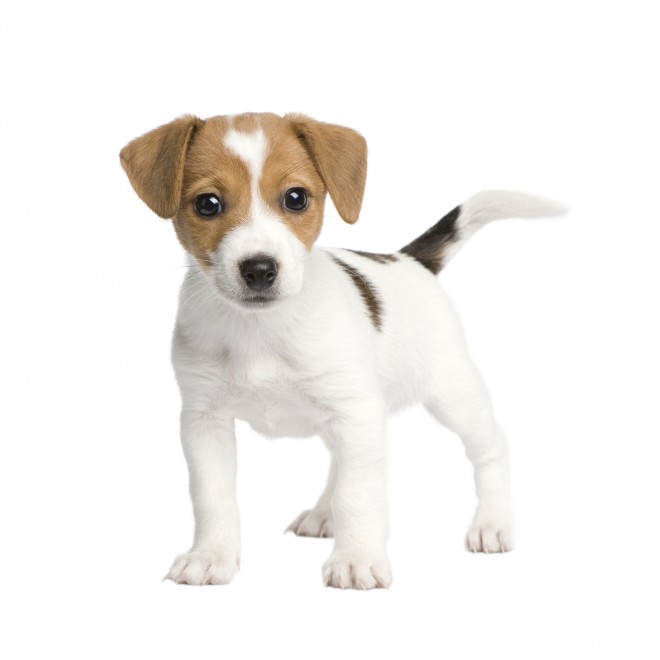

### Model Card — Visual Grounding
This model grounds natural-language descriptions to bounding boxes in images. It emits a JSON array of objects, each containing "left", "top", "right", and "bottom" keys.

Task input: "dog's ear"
[
  {"left": 120, "top": 115, "right": 204, "bottom": 219},
  {"left": 285, "top": 114, "right": 367, "bottom": 224}
]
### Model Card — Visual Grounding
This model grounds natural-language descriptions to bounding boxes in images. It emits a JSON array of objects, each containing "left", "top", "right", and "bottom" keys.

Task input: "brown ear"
[
  {"left": 285, "top": 114, "right": 367, "bottom": 224},
  {"left": 119, "top": 115, "right": 203, "bottom": 219}
]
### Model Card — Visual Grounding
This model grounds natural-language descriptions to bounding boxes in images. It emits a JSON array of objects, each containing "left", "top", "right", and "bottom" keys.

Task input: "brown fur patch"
[
  {"left": 173, "top": 114, "right": 329, "bottom": 261},
  {"left": 120, "top": 112, "right": 369, "bottom": 268},
  {"left": 330, "top": 255, "right": 383, "bottom": 331},
  {"left": 119, "top": 115, "right": 203, "bottom": 219},
  {"left": 259, "top": 115, "right": 326, "bottom": 250},
  {"left": 284, "top": 113, "right": 367, "bottom": 224},
  {"left": 174, "top": 116, "right": 253, "bottom": 267}
]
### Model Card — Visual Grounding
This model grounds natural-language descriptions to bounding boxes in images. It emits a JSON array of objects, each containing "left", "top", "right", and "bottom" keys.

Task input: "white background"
[{"left": 1, "top": 1, "right": 659, "bottom": 658}]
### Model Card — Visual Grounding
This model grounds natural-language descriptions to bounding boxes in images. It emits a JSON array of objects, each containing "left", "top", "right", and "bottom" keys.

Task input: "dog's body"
[{"left": 120, "top": 113, "right": 564, "bottom": 589}]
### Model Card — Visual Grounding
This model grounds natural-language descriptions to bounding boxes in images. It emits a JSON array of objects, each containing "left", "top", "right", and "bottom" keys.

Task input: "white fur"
[
  {"left": 444, "top": 190, "right": 568, "bottom": 263},
  {"left": 224, "top": 128, "right": 267, "bottom": 186},
  {"left": 165, "top": 183, "right": 565, "bottom": 588}
]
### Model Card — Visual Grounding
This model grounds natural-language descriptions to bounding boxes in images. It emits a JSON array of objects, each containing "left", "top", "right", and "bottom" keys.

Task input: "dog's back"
[{"left": 323, "top": 191, "right": 566, "bottom": 410}]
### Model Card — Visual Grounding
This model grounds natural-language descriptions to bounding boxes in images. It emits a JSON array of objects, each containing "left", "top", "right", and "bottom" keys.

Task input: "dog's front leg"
[
  {"left": 322, "top": 405, "right": 392, "bottom": 589},
  {"left": 166, "top": 410, "right": 240, "bottom": 585}
]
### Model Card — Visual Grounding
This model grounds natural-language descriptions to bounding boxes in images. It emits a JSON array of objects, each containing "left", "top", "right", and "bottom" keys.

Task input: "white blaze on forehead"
[
  {"left": 223, "top": 129, "right": 268, "bottom": 193},
  {"left": 223, "top": 127, "right": 280, "bottom": 230}
]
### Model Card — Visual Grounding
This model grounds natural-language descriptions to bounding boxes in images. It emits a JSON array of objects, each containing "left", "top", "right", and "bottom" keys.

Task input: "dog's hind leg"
[
  {"left": 286, "top": 450, "right": 336, "bottom": 538},
  {"left": 424, "top": 350, "right": 514, "bottom": 553}
]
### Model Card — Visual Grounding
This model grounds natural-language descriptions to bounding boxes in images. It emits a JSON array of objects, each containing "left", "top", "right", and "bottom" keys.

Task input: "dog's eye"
[
  {"left": 194, "top": 193, "right": 223, "bottom": 218},
  {"left": 283, "top": 187, "right": 308, "bottom": 212}
]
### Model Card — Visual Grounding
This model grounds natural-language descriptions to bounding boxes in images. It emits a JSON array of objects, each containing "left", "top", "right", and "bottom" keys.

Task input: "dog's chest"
[{"left": 221, "top": 350, "right": 326, "bottom": 439}]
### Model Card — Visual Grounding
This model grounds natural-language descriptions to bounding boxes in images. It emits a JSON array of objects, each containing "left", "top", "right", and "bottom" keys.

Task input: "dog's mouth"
[
  {"left": 236, "top": 292, "right": 280, "bottom": 308},
  {"left": 211, "top": 275, "right": 282, "bottom": 309}
]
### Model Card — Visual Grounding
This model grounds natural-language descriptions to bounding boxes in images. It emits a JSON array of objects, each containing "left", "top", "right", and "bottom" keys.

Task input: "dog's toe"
[
  {"left": 465, "top": 523, "right": 513, "bottom": 553},
  {"left": 322, "top": 551, "right": 392, "bottom": 590},
  {"left": 286, "top": 509, "right": 334, "bottom": 538},
  {"left": 165, "top": 550, "right": 239, "bottom": 585}
]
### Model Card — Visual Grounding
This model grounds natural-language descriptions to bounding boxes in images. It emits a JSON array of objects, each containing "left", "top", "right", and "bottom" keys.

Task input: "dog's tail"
[{"left": 399, "top": 190, "right": 567, "bottom": 274}]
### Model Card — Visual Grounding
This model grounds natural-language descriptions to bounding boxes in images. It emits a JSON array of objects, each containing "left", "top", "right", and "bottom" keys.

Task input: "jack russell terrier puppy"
[{"left": 120, "top": 112, "right": 564, "bottom": 589}]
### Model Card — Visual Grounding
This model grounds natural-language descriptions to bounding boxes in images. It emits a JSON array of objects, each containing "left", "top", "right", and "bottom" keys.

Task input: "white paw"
[
  {"left": 322, "top": 551, "right": 392, "bottom": 590},
  {"left": 286, "top": 509, "right": 334, "bottom": 538},
  {"left": 465, "top": 520, "right": 514, "bottom": 553},
  {"left": 165, "top": 549, "right": 240, "bottom": 585}
]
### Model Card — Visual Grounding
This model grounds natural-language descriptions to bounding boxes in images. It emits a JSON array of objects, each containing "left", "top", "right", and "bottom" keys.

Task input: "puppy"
[{"left": 120, "top": 113, "right": 564, "bottom": 589}]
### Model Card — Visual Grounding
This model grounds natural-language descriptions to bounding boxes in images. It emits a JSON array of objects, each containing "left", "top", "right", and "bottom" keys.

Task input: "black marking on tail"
[
  {"left": 400, "top": 205, "right": 461, "bottom": 274},
  {"left": 330, "top": 255, "right": 383, "bottom": 330}
]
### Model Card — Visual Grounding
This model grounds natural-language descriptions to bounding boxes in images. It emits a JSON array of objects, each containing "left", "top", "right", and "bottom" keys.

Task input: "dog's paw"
[
  {"left": 165, "top": 549, "right": 239, "bottom": 585},
  {"left": 286, "top": 509, "right": 334, "bottom": 538},
  {"left": 465, "top": 521, "right": 513, "bottom": 553},
  {"left": 322, "top": 550, "right": 392, "bottom": 590}
]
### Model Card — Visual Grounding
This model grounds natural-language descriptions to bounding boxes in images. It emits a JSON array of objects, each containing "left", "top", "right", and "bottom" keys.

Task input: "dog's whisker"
[{"left": 179, "top": 282, "right": 216, "bottom": 308}]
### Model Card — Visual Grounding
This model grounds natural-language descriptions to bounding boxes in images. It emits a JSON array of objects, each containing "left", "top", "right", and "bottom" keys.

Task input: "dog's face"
[{"left": 120, "top": 113, "right": 367, "bottom": 308}]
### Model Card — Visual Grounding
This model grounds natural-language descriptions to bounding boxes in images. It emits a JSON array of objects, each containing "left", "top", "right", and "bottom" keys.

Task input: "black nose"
[{"left": 240, "top": 257, "right": 278, "bottom": 291}]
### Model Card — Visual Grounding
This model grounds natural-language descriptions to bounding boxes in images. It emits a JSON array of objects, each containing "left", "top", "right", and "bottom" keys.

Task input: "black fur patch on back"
[
  {"left": 400, "top": 205, "right": 461, "bottom": 274},
  {"left": 330, "top": 255, "right": 383, "bottom": 331},
  {"left": 347, "top": 250, "right": 399, "bottom": 264}
]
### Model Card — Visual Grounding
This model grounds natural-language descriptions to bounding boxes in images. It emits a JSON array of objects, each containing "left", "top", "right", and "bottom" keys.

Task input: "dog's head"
[{"left": 120, "top": 113, "right": 367, "bottom": 308}]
